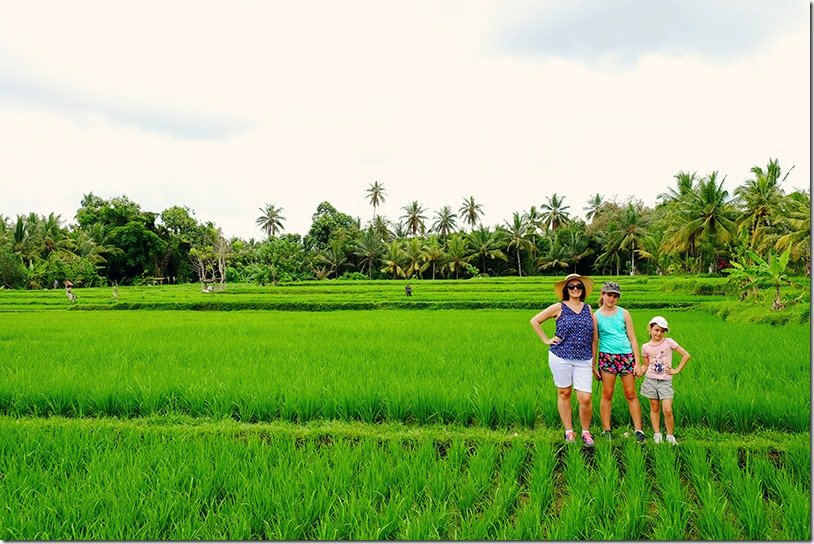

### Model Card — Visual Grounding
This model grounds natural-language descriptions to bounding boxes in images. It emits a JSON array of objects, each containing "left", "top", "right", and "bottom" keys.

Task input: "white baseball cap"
[{"left": 649, "top": 316, "right": 669, "bottom": 330}]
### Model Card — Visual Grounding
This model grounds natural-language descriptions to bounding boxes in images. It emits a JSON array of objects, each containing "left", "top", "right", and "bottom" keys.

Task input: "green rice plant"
[
  {"left": 548, "top": 446, "right": 596, "bottom": 540},
  {"left": 616, "top": 441, "right": 649, "bottom": 539},
  {"left": 592, "top": 444, "right": 621, "bottom": 539},
  {"left": 680, "top": 444, "right": 736, "bottom": 540},
  {"left": 0, "top": 309, "right": 808, "bottom": 432},
  {"left": 712, "top": 447, "right": 769, "bottom": 540},
  {"left": 650, "top": 446, "right": 691, "bottom": 540}
]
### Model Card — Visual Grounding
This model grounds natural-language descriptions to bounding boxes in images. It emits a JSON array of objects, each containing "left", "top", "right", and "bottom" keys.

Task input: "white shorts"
[{"left": 548, "top": 351, "right": 593, "bottom": 393}]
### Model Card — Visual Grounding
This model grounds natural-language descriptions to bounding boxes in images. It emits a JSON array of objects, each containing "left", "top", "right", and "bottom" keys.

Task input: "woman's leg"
[
  {"left": 620, "top": 373, "right": 643, "bottom": 431},
  {"left": 662, "top": 398, "right": 675, "bottom": 435},
  {"left": 599, "top": 371, "right": 617, "bottom": 431},
  {"left": 649, "top": 399, "right": 661, "bottom": 433},
  {"left": 556, "top": 386, "right": 573, "bottom": 430},
  {"left": 576, "top": 390, "right": 593, "bottom": 431}
]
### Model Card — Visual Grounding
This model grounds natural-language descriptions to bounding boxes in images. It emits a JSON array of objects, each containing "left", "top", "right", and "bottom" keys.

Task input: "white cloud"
[{"left": 0, "top": 0, "right": 808, "bottom": 240}]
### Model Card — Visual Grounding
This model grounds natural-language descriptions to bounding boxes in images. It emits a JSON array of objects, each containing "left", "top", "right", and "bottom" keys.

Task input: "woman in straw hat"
[{"left": 530, "top": 273, "right": 598, "bottom": 447}]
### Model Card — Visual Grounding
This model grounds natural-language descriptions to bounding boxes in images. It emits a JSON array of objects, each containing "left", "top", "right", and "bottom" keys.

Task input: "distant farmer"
[
  {"left": 405, "top": 284, "right": 412, "bottom": 296},
  {"left": 530, "top": 273, "right": 597, "bottom": 447},
  {"left": 594, "top": 281, "right": 645, "bottom": 442},
  {"left": 64, "top": 280, "right": 76, "bottom": 303},
  {"left": 53, "top": 279, "right": 59, "bottom": 289}
]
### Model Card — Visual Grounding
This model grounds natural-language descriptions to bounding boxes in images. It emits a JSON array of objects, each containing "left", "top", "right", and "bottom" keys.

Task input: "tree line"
[{"left": 0, "top": 158, "right": 808, "bottom": 289}]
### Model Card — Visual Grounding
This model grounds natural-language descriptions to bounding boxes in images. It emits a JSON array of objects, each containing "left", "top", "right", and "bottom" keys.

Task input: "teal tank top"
[{"left": 595, "top": 307, "right": 632, "bottom": 354}]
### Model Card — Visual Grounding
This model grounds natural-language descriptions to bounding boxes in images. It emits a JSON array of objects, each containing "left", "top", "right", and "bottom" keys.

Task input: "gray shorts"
[{"left": 640, "top": 377, "right": 674, "bottom": 400}]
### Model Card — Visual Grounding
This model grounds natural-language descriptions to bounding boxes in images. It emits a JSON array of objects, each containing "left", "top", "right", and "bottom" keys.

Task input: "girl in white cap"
[{"left": 639, "top": 316, "right": 692, "bottom": 444}]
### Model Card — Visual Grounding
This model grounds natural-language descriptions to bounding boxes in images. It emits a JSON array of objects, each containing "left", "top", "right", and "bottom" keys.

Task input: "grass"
[{"left": 0, "top": 276, "right": 809, "bottom": 539}]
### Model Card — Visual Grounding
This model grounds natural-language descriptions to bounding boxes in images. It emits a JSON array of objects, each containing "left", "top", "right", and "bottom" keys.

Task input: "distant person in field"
[
  {"left": 64, "top": 280, "right": 76, "bottom": 303},
  {"left": 530, "top": 273, "right": 598, "bottom": 448},
  {"left": 405, "top": 284, "right": 412, "bottom": 296},
  {"left": 594, "top": 281, "right": 645, "bottom": 442},
  {"left": 639, "top": 316, "right": 692, "bottom": 445}
]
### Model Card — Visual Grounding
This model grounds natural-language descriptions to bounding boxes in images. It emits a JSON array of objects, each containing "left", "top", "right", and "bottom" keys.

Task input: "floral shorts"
[{"left": 597, "top": 352, "right": 635, "bottom": 376}]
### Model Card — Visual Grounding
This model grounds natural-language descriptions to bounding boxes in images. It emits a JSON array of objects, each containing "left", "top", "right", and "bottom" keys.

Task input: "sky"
[{"left": 0, "top": 0, "right": 809, "bottom": 240}]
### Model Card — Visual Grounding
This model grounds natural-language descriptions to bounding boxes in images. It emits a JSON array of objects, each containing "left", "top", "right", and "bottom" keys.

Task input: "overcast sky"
[{"left": 0, "top": 0, "right": 809, "bottom": 239}]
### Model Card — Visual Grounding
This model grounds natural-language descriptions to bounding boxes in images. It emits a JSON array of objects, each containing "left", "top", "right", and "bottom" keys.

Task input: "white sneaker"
[
  {"left": 666, "top": 435, "right": 677, "bottom": 445},
  {"left": 653, "top": 433, "right": 663, "bottom": 444}
]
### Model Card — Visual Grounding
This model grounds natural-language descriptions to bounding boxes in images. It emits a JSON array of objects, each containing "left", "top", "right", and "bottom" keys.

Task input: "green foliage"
[{"left": 0, "top": 247, "right": 26, "bottom": 288}]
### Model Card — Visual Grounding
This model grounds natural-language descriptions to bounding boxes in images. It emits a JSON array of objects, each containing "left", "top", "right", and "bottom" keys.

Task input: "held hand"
[
  {"left": 634, "top": 366, "right": 644, "bottom": 378},
  {"left": 593, "top": 367, "right": 602, "bottom": 381},
  {"left": 546, "top": 336, "right": 561, "bottom": 346}
]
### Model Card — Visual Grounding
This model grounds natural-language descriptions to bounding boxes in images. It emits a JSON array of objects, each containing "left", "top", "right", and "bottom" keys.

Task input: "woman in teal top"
[{"left": 593, "top": 281, "right": 645, "bottom": 442}]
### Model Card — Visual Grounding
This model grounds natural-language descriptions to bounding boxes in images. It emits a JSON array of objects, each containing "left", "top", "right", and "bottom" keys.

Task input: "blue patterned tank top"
[{"left": 549, "top": 302, "right": 594, "bottom": 361}]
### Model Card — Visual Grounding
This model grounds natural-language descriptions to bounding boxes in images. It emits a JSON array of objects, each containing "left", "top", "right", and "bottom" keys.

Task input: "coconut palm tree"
[
  {"left": 583, "top": 194, "right": 605, "bottom": 222},
  {"left": 773, "top": 191, "right": 810, "bottom": 274},
  {"left": 316, "top": 239, "right": 347, "bottom": 278},
  {"left": 400, "top": 201, "right": 427, "bottom": 238},
  {"left": 381, "top": 240, "right": 406, "bottom": 279},
  {"left": 354, "top": 228, "right": 385, "bottom": 278},
  {"left": 466, "top": 227, "right": 507, "bottom": 275},
  {"left": 402, "top": 237, "right": 428, "bottom": 279},
  {"left": 540, "top": 193, "right": 570, "bottom": 231},
  {"left": 458, "top": 196, "right": 484, "bottom": 232},
  {"left": 503, "top": 212, "right": 535, "bottom": 276},
  {"left": 659, "top": 171, "right": 698, "bottom": 205},
  {"left": 256, "top": 203, "right": 286, "bottom": 239},
  {"left": 663, "top": 172, "right": 737, "bottom": 273},
  {"left": 443, "top": 234, "right": 470, "bottom": 279},
  {"left": 369, "top": 215, "right": 393, "bottom": 243},
  {"left": 735, "top": 158, "right": 788, "bottom": 250},
  {"left": 365, "top": 181, "right": 387, "bottom": 219},
  {"left": 432, "top": 206, "right": 458, "bottom": 238},
  {"left": 537, "top": 227, "right": 592, "bottom": 273},
  {"left": 596, "top": 203, "right": 649, "bottom": 275},
  {"left": 422, "top": 235, "right": 446, "bottom": 280}
]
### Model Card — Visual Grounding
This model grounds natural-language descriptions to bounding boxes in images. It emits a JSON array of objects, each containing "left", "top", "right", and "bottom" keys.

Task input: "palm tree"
[
  {"left": 659, "top": 170, "right": 698, "bottom": 205},
  {"left": 354, "top": 228, "right": 385, "bottom": 278},
  {"left": 596, "top": 203, "right": 649, "bottom": 275},
  {"left": 381, "top": 240, "right": 406, "bottom": 279},
  {"left": 256, "top": 203, "right": 285, "bottom": 239},
  {"left": 735, "top": 158, "right": 788, "bottom": 250},
  {"left": 466, "top": 227, "right": 507, "bottom": 275},
  {"left": 402, "top": 237, "right": 428, "bottom": 279},
  {"left": 541, "top": 193, "right": 570, "bottom": 231},
  {"left": 365, "top": 181, "right": 386, "bottom": 219},
  {"left": 400, "top": 201, "right": 427, "bottom": 238},
  {"left": 503, "top": 212, "right": 535, "bottom": 276},
  {"left": 773, "top": 191, "right": 810, "bottom": 274},
  {"left": 444, "top": 234, "right": 470, "bottom": 279},
  {"left": 583, "top": 194, "right": 605, "bottom": 222},
  {"left": 524, "top": 205, "right": 544, "bottom": 248},
  {"left": 422, "top": 235, "right": 446, "bottom": 280},
  {"left": 432, "top": 206, "right": 458, "bottom": 238},
  {"left": 663, "top": 172, "right": 737, "bottom": 273},
  {"left": 369, "top": 215, "right": 393, "bottom": 243},
  {"left": 316, "top": 239, "right": 347, "bottom": 279},
  {"left": 458, "top": 196, "right": 484, "bottom": 232}
]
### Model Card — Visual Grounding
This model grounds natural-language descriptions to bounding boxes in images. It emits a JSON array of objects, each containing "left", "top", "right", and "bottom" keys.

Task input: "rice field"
[{"left": 0, "top": 279, "right": 810, "bottom": 539}]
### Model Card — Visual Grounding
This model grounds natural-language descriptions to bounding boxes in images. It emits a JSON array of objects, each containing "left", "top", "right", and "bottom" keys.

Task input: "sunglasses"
[{"left": 567, "top": 284, "right": 584, "bottom": 290}]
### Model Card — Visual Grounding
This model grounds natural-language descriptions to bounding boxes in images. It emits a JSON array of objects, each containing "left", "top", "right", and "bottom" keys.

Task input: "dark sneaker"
[
  {"left": 634, "top": 430, "right": 646, "bottom": 443},
  {"left": 601, "top": 430, "right": 612, "bottom": 440},
  {"left": 564, "top": 430, "right": 576, "bottom": 444},
  {"left": 581, "top": 431, "right": 595, "bottom": 448}
]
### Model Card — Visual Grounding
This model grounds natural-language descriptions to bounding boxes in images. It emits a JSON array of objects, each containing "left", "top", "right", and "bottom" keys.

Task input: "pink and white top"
[{"left": 642, "top": 338, "right": 682, "bottom": 380}]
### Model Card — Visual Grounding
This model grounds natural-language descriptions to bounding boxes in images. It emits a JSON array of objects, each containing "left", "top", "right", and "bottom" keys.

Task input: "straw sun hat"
[{"left": 553, "top": 273, "right": 594, "bottom": 300}]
